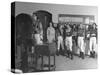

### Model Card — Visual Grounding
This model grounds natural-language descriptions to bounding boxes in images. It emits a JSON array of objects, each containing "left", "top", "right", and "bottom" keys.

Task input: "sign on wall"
[
  {"left": 59, "top": 16, "right": 83, "bottom": 23},
  {"left": 58, "top": 14, "right": 94, "bottom": 24}
]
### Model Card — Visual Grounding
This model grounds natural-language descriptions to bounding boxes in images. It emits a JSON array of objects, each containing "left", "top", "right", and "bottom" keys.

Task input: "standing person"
[
  {"left": 53, "top": 23, "right": 58, "bottom": 44},
  {"left": 72, "top": 24, "right": 78, "bottom": 46},
  {"left": 89, "top": 23, "right": 97, "bottom": 58},
  {"left": 85, "top": 25, "right": 90, "bottom": 40},
  {"left": 32, "top": 13, "right": 40, "bottom": 40},
  {"left": 85, "top": 25, "right": 90, "bottom": 55},
  {"left": 32, "top": 14, "right": 43, "bottom": 51},
  {"left": 65, "top": 23, "right": 73, "bottom": 59},
  {"left": 56, "top": 24, "right": 64, "bottom": 56},
  {"left": 72, "top": 24, "right": 78, "bottom": 55},
  {"left": 31, "top": 14, "right": 38, "bottom": 54},
  {"left": 34, "top": 21, "right": 43, "bottom": 45},
  {"left": 47, "top": 22, "right": 55, "bottom": 43},
  {"left": 77, "top": 24, "right": 85, "bottom": 59}
]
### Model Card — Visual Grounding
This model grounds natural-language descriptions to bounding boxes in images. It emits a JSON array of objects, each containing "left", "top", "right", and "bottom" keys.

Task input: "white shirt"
[
  {"left": 34, "top": 33, "right": 43, "bottom": 44},
  {"left": 47, "top": 27, "right": 55, "bottom": 43}
]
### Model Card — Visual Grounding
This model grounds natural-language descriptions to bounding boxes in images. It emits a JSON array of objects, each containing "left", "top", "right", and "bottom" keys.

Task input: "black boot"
[
  {"left": 67, "top": 50, "right": 70, "bottom": 58},
  {"left": 80, "top": 52, "right": 82, "bottom": 58},
  {"left": 70, "top": 51, "right": 73, "bottom": 60},
  {"left": 56, "top": 50, "right": 59, "bottom": 56},
  {"left": 64, "top": 50, "right": 67, "bottom": 56},
  {"left": 80, "top": 52, "right": 84, "bottom": 59},
  {"left": 90, "top": 51, "right": 93, "bottom": 58},
  {"left": 92, "top": 51, "right": 95, "bottom": 58},
  {"left": 81, "top": 52, "right": 84, "bottom": 59},
  {"left": 62, "top": 49, "right": 65, "bottom": 56}
]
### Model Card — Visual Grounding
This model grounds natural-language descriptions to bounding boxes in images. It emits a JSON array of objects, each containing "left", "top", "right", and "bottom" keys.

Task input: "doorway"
[{"left": 34, "top": 10, "right": 52, "bottom": 42}]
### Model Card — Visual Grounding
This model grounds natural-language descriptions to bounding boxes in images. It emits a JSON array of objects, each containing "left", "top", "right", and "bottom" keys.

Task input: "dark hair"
[
  {"left": 37, "top": 17, "right": 39, "bottom": 20},
  {"left": 92, "top": 23, "right": 96, "bottom": 26},
  {"left": 34, "top": 30, "right": 37, "bottom": 34},
  {"left": 49, "top": 22, "right": 53, "bottom": 27}
]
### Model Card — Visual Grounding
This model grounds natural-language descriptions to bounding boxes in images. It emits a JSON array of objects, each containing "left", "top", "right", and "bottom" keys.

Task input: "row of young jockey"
[{"left": 46, "top": 22, "right": 97, "bottom": 60}]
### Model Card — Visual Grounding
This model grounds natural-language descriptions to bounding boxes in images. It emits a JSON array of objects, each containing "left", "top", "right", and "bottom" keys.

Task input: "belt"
[
  {"left": 91, "top": 36, "right": 96, "bottom": 37},
  {"left": 78, "top": 36, "right": 84, "bottom": 37}
]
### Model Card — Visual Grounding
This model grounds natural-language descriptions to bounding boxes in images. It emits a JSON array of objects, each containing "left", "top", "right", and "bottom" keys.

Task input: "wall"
[{"left": 15, "top": 2, "right": 98, "bottom": 24}]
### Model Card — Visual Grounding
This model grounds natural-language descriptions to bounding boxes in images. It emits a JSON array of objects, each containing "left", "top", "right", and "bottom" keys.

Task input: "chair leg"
[
  {"left": 41, "top": 56, "right": 43, "bottom": 70},
  {"left": 35, "top": 55, "right": 37, "bottom": 71},
  {"left": 54, "top": 55, "right": 55, "bottom": 66},
  {"left": 48, "top": 55, "right": 50, "bottom": 71},
  {"left": 54, "top": 55, "right": 56, "bottom": 71}
]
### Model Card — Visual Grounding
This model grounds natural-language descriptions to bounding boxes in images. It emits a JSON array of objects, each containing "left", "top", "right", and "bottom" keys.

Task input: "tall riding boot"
[
  {"left": 67, "top": 50, "right": 70, "bottom": 58},
  {"left": 65, "top": 49, "right": 67, "bottom": 56},
  {"left": 62, "top": 49, "right": 65, "bottom": 56},
  {"left": 70, "top": 51, "right": 73, "bottom": 60},
  {"left": 90, "top": 51, "right": 93, "bottom": 57},
  {"left": 80, "top": 52, "right": 82, "bottom": 58},
  {"left": 82, "top": 52, "right": 84, "bottom": 59},
  {"left": 92, "top": 51, "right": 95, "bottom": 58},
  {"left": 56, "top": 50, "right": 59, "bottom": 56}
]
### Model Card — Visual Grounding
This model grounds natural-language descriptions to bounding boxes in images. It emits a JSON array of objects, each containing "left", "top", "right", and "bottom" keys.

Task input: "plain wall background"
[{"left": 15, "top": 2, "right": 98, "bottom": 23}]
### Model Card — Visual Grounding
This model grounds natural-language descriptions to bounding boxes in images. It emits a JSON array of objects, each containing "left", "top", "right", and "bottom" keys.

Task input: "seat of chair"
[
  {"left": 34, "top": 44, "right": 49, "bottom": 56},
  {"left": 34, "top": 43, "right": 56, "bottom": 56}
]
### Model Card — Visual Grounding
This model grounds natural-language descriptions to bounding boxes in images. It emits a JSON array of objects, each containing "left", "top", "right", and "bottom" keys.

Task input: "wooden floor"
[
  {"left": 55, "top": 55, "right": 97, "bottom": 71},
  {"left": 36, "top": 55, "right": 97, "bottom": 71}
]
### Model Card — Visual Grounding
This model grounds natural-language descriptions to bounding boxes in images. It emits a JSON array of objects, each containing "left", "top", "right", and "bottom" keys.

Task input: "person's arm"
[
  {"left": 47, "top": 28, "right": 49, "bottom": 41},
  {"left": 66, "top": 25, "right": 71, "bottom": 32},
  {"left": 53, "top": 29, "right": 55, "bottom": 41},
  {"left": 55, "top": 29, "right": 58, "bottom": 42},
  {"left": 96, "top": 28, "right": 98, "bottom": 43},
  {"left": 83, "top": 29, "right": 86, "bottom": 42}
]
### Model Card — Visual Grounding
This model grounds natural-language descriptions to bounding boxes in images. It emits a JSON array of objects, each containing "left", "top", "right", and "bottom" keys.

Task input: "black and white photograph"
[{"left": 11, "top": 1, "right": 98, "bottom": 73}]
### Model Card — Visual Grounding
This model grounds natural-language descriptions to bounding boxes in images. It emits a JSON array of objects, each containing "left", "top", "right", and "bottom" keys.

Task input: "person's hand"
[{"left": 87, "top": 34, "right": 90, "bottom": 38}]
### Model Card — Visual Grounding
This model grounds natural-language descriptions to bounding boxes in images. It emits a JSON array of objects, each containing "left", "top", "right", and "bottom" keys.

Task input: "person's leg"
[
  {"left": 69, "top": 37, "right": 72, "bottom": 52},
  {"left": 69, "top": 37, "right": 73, "bottom": 59},
  {"left": 87, "top": 39, "right": 90, "bottom": 56},
  {"left": 60, "top": 36, "right": 64, "bottom": 55},
  {"left": 93, "top": 37, "right": 96, "bottom": 51},
  {"left": 78, "top": 37, "right": 81, "bottom": 57},
  {"left": 79, "top": 37, "right": 84, "bottom": 59},
  {"left": 81, "top": 37, "right": 85, "bottom": 59},
  {"left": 79, "top": 37, "right": 82, "bottom": 58},
  {"left": 66, "top": 37, "right": 70, "bottom": 57},
  {"left": 92, "top": 37, "right": 96, "bottom": 58},
  {"left": 57, "top": 36, "right": 60, "bottom": 55},
  {"left": 65, "top": 37, "right": 68, "bottom": 56},
  {"left": 61, "top": 36, "right": 64, "bottom": 50},
  {"left": 89, "top": 37, "right": 93, "bottom": 57}
]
